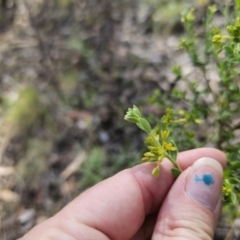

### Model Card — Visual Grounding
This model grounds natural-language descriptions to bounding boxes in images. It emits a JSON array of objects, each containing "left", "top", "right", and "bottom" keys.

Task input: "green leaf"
[
  {"left": 172, "top": 65, "right": 182, "bottom": 77},
  {"left": 171, "top": 88, "right": 186, "bottom": 99},
  {"left": 224, "top": 178, "right": 231, "bottom": 188},
  {"left": 231, "top": 192, "right": 237, "bottom": 203},
  {"left": 230, "top": 161, "right": 240, "bottom": 170},
  {"left": 228, "top": 177, "right": 240, "bottom": 184},
  {"left": 223, "top": 169, "right": 230, "bottom": 178},
  {"left": 207, "top": 4, "right": 217, "bottom": 15},
  {"left": 225, "top": 46, "right": 234, "bottom": 55},
  {"left": 171, "top": 168, "right": 181, "bottom": 178},
  {"left": 137, "top": 118, "right": 152, "bottom": 134}
]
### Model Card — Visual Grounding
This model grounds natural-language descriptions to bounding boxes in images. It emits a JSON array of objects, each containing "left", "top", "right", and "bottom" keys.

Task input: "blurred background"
[{"left": 0, "top": 0, "right": 234, "bottom": 239}]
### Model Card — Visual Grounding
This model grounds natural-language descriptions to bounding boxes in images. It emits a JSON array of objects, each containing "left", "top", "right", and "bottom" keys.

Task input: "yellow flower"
[
  {"left": 172, "top": 118, "right": 187, "bottom": 123},
  {"left": 194, "top": 119, "right": 202, "bottom": 124},
  {"left": 178, "top": 110, "right": 186, "bottom": 116},
  {"left": 157, "top": 147, "right": 166, "bottom": 156},
  {"left": 222, "top": 186, "right": 232, "bottom": 196},
  {"left": 158, "top": 155, "right": 164, "bottom": 162},
  {"left": 163, "top": 142, "right": 177, "bottom": 151},
  {"left": 141, "top": 157, "right": 149, "bottom": 162},
  {"left": 145, "top": 134, "right": 159, "bottom": 146},
  {"left": 148, "top": 146, "right": 158, "bottom": 152},
  {"left": 145, "top": 136, "right": 155, "bottom": 145},
  {"left": 212, "top": 34, "right": 223, "bottom": 43},
  {"left": 153, "top": 133, "right": 159, "bottom": 141},
  {"left": 152, "top": 165, "right": 160, "bottom": 178},
  {"left": 181, "top": 8, "right": 195, "bottom": 23},
  {"left": 161, "top": 130, "right": 170, "bottom": 140},
  {"left": 144, "top": 152, "right": 155, "bottom": 157}
]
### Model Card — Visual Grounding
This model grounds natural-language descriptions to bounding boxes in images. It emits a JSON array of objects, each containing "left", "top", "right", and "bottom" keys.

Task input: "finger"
[
  {"left": 129, "top": 148, "right": 226, "bottom": 240},
  {"left": 18, "top": 158, "right": 175, "bottom": 240},
  {"left": 152, "top": 157, "right": 224, "bottom": 240},
  {"left": 130, "top": 213, "right": 157, "bottom": 240},
  {"left": 128, "top": 148, "right": 226, "bottom": 240},
  {"left": 19, "top": 148, "right": 226, "bottom": 240},
  {"left": 177, "top": 148, "right": 226, "bottom": 169}
]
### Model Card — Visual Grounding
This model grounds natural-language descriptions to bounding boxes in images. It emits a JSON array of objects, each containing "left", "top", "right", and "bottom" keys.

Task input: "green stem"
[{"left": 166, "top": 153, "right": 182, "bottom": 171}]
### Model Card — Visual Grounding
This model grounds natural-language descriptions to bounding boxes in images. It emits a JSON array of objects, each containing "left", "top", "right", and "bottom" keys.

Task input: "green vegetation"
[{"left": 125, "top": 0, "right": 240, "bottom": 215}]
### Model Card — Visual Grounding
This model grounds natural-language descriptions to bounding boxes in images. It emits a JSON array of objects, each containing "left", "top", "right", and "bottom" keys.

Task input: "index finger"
[{"left": 20, "top": 148, "right": 226, "bottom": 240}]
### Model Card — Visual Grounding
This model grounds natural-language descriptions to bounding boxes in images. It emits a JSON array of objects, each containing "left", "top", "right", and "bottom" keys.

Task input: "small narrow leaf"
[
  {"left": 137, "top": 118, "right": 152, "bottom": 134},
  {"left": 171, "top": 168, "right": 181, "bottom": 178},
  {"left": 223, "top": 169, "right": 230, "bottom": 178},
  {"left": 228, "top": 177, "right": 240, "bottom": 184},
  {"left": 225, "top": 46, "right": 234, "bottom": 55},
  {"left": 230, "top": 161, "right": 240, "bottom": 170},
  {"left": 231, "top": 192, "right": 237, "bottom": 203}
]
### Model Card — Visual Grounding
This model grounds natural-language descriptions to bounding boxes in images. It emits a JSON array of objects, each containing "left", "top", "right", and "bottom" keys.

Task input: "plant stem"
[{"left": 166, "top": 153, "right": 182, "bottom": 170}]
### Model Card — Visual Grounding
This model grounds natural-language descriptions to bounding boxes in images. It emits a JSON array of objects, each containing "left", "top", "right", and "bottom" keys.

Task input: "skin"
[{"left": 18, "top": 148, "right": 226, "bottom": 240}]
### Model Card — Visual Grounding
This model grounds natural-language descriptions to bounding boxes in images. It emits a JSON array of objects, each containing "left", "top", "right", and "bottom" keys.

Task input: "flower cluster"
[
  {"left": 181, "top": 8, "right": 195, "bottom": 23},
  {"left": 162, "top": 108, "right": 188, "bottom": 124},
  {"left": 212, "top": 34, "right": 226, "bottom": 44},
  {"left": 212, "top": 17, "right": 240, "bottom": 45},
  {"left": 124, "top": 105, "right": 151, "bottom": 134},
  {"left": 179, "top": 38, "right": 192, "bottom": 51},
  {"left": 162, "top": 108, "right": 174, "bottom": 124},
  {"left": 226, "top": 17, "right": 240, "bottom": 43},
  {"left": 124, "top": 106, "right": 181, "bottom": 178},
  {"left": 222, "top": 186, "right": 232, "bottom": 197},
  {"left": 143, "top": 131, "right": 177, "bottom": 178},
  {"left": 222, "top": 179, "right": 237, "bottom": 203}
]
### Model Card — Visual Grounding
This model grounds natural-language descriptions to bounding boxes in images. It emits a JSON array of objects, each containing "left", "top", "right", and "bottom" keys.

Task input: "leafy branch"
[{"left": 124, "top": 106, "right": 182, "bottom": 178}]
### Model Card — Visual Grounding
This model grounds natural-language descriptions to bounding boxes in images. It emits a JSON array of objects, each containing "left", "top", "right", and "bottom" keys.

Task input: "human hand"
[{"left": 18, "top": 148, "right": 226, "bottom": 240}]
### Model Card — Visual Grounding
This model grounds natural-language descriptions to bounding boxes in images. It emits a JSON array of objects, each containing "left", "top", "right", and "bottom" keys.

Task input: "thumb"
[{"left": 152, "top": 157, "right": 223, "bottom": 240}]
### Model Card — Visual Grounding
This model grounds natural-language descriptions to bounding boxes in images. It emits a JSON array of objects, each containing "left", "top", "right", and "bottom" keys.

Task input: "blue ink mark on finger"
[
  {"left": 194, "top": 174, "right": 215, "bottom": 185},
  {"left": 202, "top": 174, "right": 214, "bottom": 185},
  {"left": 195, "top": 175, "right": 202, "bottom": 182}
]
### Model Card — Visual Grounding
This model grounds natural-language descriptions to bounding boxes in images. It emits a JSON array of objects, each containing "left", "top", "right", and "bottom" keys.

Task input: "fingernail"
[{"left": 185, "top": 157, "right": 223, "bottom": 210}]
